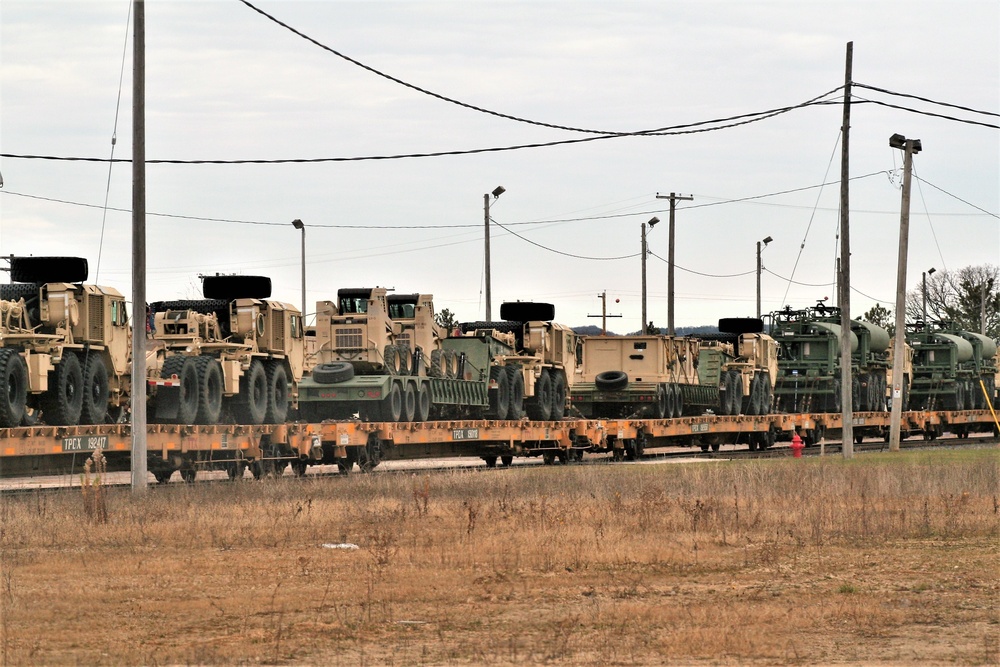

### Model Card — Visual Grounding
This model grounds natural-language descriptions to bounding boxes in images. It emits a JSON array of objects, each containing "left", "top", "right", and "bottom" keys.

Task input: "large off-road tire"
[
  {"left": 0, "top": 349, "right": 28, "bottom": 428},
  {"left": 415, "top": 383, "right": 431, "bottom": 422},
  {"left": 194, "top": 356, "right": 224, "bottom": 424},
  {"left": 80, "top": 354, "right": 110, "bottom": 425},
  {"left": 760, "top": 375, "right": 772, "bottom": 415},
  {"left": 383, "top": 345, "right": 401, "bottom": 375},
  {"left": 264, "top": 361, "right": 290, "bottom": 424},
  {"left": 401, "top": 382, "right": 417, "bottom": 422},
  {"left": 595, "top": 370, "right": 628, "bottom": 392},
  {"left": 526, "top": 368, "right": 553, "bottom": 421},
  {"left": 486, "top": 366, "right": 510, "bottom": 420},
  {"left": 672, "top": 384, "right": 684, "bottom": 418},
  {"left": 654, "top": 384, "right": 668, "bottom": 419},
  {"left": 396, "top": 345, "right": 411, "bottom": 376},
  {"left": 550, "top": 370, "right": 567, "bottom": 420},
  {"left": 506, "top": 366, "right": 524, "bottom": 419},
  {"left": 381, "top": 382, "right": 403, "bottom": 422},
  {"left": 429, "top": 350, "right": 443, "bottom": 378},
  {"left": 312, "top": 362, "right": 354, "bottom": 384},
  {"left": 41, "top": 351, "right": 84, "bottom": 426},
  {"left": 160, "top": 356, "right": 200, "bottom": 424},
  {"left": 233, "top": 359, "right": 268, "bottom": 425},
  {"left": 665, "top": 384, "right": 677, "bottom": 419}
]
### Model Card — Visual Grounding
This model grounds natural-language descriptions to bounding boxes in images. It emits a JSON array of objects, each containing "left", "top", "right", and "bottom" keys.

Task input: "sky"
[{"left": 1, "top": 1, "right": 997, "bottom": 333}]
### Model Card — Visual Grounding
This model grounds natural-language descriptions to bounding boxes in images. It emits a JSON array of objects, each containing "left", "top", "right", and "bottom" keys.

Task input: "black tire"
[
  {"left": 41, "top": 352, "right": 84, "bottom": 426},
  {"left": 396, "top": 345, "right": 411, "bottom": 376},
  {"left": 526, "top": 368, "right": 552, "bottom": 421},
  {"left": 312, "top": 362, "right": 354, "bottom": 384},
  {"left": 483, "top": 456, "right": 497, "bottom": 468},
  {"left": 233, "top": 359, "right": 267, "bottom": 425},
  {"left": 401, "top": 382, "right": 417, "bottom": 422},
  {"left": 264, "top": 361, "right": 290, "bottom": 424},
  {"left": 654, "top": 384, "right": 668, "bottom": 419},
  {"left": 194, "top": 356, "right": 224, "bottom": 424},
  {"left": 416, "top": 383, "right": 431, "bottom": 422},
  {"left": 673, "top": 384, "right": 684, "bottom": 418},
  {"left": 486, "top": 366, "right": 510, "bottom": 419},
  {"left": 952, "top": 382, "right": 965, "bottom": 412},
  {"left": 429, "top": 350, "right": 443, "bottom": 378},
  {"left": 761, "top": 375, "right": 772, "bottom": 415},
  {"left": 747, "top": 375, "right": 761, "bottom": 415},
  {"left": 506, "top": 366, "right": 524, "bottom": 419},
  {"left": 160, "top": 356, "right": 200, "bottom": 425},
  {"left": 0, "top": 349, "right": 28, "bottom": 428},
  {"left": 830, "top": 379, "right": 842, "bottom": 413},
  {"left": 665, "top": 383, "right": 677, "bottom": 419},
  {"left": 595, "top": 370, "right": 628, "bottom": 392},
  {"left": 80, "top": 354, "right": 110, "bottom": 425},
  {"left": 500, "top": 455, "right": 514, "bottom": 467},
  {"left": 728, "top": 372, "right": 743, "bottom": 416},
  {"left": 382, "top": 382, "right": 402, "bottom": 422},
  {"left": 550, "top": 370, "right": 567, "bottom": 420},
  {"left": 383, "top": 345, "right": 400, "bottom": 375}
]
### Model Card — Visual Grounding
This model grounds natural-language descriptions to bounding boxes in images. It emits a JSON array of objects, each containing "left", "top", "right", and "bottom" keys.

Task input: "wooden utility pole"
[
  {"left": 655, "top": 192, "right": 693, "bottom": 335},
  {"left": 588, "top": 291, "right": 621, "bottom": 335},
  {"left": 641, "top": 222, "right": 649, "bottom": 334},
  {"left": 484, "top": 193, "right": 492, "bottom": 321},
  {"left": 838, "top": 41, "right": 854, "bottom": 458},
  {"left": 131, "top": 0, "right": 148, "bottom": 491},
  {"left": 888, "top": 132, "right": 921, "bottom": 452}
]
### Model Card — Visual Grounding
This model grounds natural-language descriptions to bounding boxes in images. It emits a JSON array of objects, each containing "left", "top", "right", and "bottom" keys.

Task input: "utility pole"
[
  {"left": 838, "top": 41, "right": 854, "bottom": 458},
  {"left": 483, "top": 186, "right": 504, "bottom": 321},
  {"left": 655, "top": 192, "right": 693, "bottom": 335},
  {"left": 131, "top": 0, "right": 147, "bottom": 492},
  {"left": 641, "top": 217, "right": 659, "bottom": 334},
  {"left": 756, "top": 236, "right": 772, "bottom": 319},
  {"left": 888, "top": 133, "right": 921, "bottom": 452},
  {"left": 588, "top": 291, "right": 621, "bottom": 335}
]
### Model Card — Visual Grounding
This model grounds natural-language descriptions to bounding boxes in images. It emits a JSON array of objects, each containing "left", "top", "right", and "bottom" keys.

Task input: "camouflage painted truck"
[
  {"left": 296, "top": 288, "right": 518, "bottom": 423},
  {"left": 147, "top": 275, "right": 305, "bottom": 425},
  {"left": 0, "top": 256, "right": 130, "bottom": 427},
  {"left": 906, "top": 320, "right": 998, "bottom": 411}
]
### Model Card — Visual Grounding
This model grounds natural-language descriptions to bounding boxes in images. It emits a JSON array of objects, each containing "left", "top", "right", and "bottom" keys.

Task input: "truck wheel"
[
  {"left": 312, "top": 362, "right": 354, "bottom": 384},
  {"left": 401, "top": 381, "right": 417, "bottom": 422},
  {"left": 0, "top": 349, "right": 28, "bottom": 428},
  {"left": 80, "top": 355, "right": 110, "bottom": 425},
  {"left": 673, "top": 384, "right": 684, "bottom": 418},
  {"left": 526, "top": 369, "right": 552, "bottom": 421},
  {"left": 160, "top": 356, "right": 200, "bottom": 425},
  {"left": 664, "top": 383, "right": 676, "bottom": 419},
  {"left": 429, "top": 350, "right": 443, "bottom": 378},
  {"left": 381, "top": 381, "right": 403, "bottom": 422},
  {"left": 550, "top": 370, "right": 567, "bottom": 420},
  {"left": 41, "top": 351, "right": 84, "bottom": 425},
  {"left": 194, "top": 356, "right": 224, "bottom": 424},
  {"left": 396, "top": 345, "right": 411, "bottom": 376},
  {"left": 729, "top": 371, "right": 744, "bottom": 415},
  {"left": 595, "top": 370, "right": 628, "bottom": 392},
  {"left": 415, "top": 383, "right": 431, "bottom": 421},
  {"left": 506, "top": 366, "right": 524, "bottom": 419},
  {"left": 761, "top": 375, "right": 772, "bottom": 414},
  {"left": 486, "top": 367, "right": 510, "bottom": 419},
  {"left": 265, "top": 362, "right": 290, "bottom": 424},
  {"left": 654, "top": 384, "right": 668, "bottom": 419},
  {"left": 383, "top": 345, "right": 401, "bottom": 375},
  {"left": 233, "top": 359, "right": 267, "bottom": 425}
]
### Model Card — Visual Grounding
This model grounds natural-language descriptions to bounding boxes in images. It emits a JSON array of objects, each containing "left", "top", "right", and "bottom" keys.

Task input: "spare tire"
[
  {"left": 595, "top": 370, "right": 628, "bottom": 391},
  {"left": 312, "top": 362, "right": 355, "bottom": 384}
]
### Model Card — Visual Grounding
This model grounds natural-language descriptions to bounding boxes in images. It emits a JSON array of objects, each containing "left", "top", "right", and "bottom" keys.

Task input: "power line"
[
  {"left": 912, "top": 175, "right": 999, "bottom": 218},
  {"left": 853, "top": 82, "right": 1000, "bottom": 117},
  {"left": 851, "top": 96, "right": 1000, "bottom": 129},
  {"left": 491, "top": 220, "right": 640, "bottom": 260},
  {"left": 648, "top": 252, "right": 755, "bottom": 278}
]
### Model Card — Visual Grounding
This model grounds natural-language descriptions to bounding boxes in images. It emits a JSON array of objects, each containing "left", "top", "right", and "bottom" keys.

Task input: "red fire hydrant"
[{"left": 790, "top": 433, "right": 805, "bottom": 458}]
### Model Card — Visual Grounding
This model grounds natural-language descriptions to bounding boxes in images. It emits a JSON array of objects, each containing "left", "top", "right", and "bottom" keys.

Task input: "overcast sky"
[{"left": 1, "top": 1, "right": 997, "bottom": 332}]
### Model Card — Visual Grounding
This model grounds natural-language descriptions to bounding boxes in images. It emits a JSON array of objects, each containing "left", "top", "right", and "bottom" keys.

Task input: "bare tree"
[{"left": 905, "top": 264, "right": 999, "bottom": 339}]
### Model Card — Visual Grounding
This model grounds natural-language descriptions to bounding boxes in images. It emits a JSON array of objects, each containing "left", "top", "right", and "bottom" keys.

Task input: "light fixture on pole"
[
  {"left": 756, "top": 235, "right": 773, "bottom": 319},
  {"left": 484, "top": 185, "right": 505, "bottom": 321},
  {"left": 641, "top": 217, "right": 660, "bottom": 335},
  {"left": 922, "top": 267, "right": 936, "bottom": 324},
  {"left": 888, "top": 132, "right": 922, "bottom": 453},
  {"left": 291, "top": 219, "right": 306, "bottom": 322}
]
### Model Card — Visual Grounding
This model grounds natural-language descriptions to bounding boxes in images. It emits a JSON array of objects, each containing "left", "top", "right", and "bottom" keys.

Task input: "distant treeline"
[{"left": 572, "top": 325, "right": 718, "bottom": 337}]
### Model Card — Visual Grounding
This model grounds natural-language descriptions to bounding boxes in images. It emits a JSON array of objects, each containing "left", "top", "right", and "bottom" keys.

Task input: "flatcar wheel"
[
  {"left": 483, "top": 456, "right": 497, "bottom": 468},
  {"left": 153, "top": 470, "right": 173, "bottom": 484},
  {"left": 180, "top": 468, "right": 196, "bottom": 483},
  {"left": 612, "top": 448, "right": 625, "bottom": 462},
  {"left": 500, "top": 455, "right": 514, "bottom": 467},
  {"left": 226, "top": 460, "right": 246, "bottom": 481},
  {"left": 556, "top": 450, "right": 568, "bottom": 465},
  {"left": 710, "top": 443, "right": 721, "bottom": 453},
  {"left": 747, "top": 436, "right": 758, "bottom": 452},
  {"left": 291, "top": 460, "right": 308, "bottom": 477},
  {"left": 542, "top": 452, "right": 556, "bottom": 465}
]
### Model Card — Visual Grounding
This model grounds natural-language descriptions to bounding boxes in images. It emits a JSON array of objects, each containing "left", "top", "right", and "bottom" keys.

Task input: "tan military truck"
[
  {"left": 147, "top": 275, "right": 304, "bottom": 425},
  {"left": 696, "top": 318, "right": 779, "bottom": 416},
  {"left": 0, "top": 256, "right": 130, "bottom": 427}
]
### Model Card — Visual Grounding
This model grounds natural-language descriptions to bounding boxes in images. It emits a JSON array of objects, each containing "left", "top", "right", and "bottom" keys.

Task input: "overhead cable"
[
  {"left": 851, "top": 96, "right": 999, "bottom": 129},
  {"left": 853, "top": 82, "right": 999, "bottom": 117}
]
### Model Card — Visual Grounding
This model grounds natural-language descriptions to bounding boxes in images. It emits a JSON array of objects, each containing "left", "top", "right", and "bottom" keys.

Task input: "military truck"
[
  {"left": 0, "top": 256, "right": 130, "bottom": 427},
  {"left": 297, "top": 288, "right": 516, "bottom": 422},
  {"left": 906, "top": 321, "right": 998, "bottom": 411},
  {"left": 770, "top": 302, "right": 891, "bottom": 413},
  {"left": 459, "top": 301, "right": 577, "bottom": 421},
  {"left": 147, "top": 275, "right": 304, "bottom": 425},
  {"left": 695, "top": 318, "right": 778, "bottom": 416}
]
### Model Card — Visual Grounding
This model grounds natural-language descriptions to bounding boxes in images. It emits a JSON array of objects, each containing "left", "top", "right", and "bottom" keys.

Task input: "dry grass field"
[{"left": 0, "top": 448, "right": 997, "bottom": 666}]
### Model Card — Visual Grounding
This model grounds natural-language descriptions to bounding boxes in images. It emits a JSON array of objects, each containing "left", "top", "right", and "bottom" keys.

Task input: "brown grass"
[{"left": 1, "top": 449, "right": 997, "bottom": 665}]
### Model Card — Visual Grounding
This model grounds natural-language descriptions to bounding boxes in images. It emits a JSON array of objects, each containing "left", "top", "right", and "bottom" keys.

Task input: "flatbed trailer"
[{"left": 0, "top": 409, "right": 997, "bottom": 481}]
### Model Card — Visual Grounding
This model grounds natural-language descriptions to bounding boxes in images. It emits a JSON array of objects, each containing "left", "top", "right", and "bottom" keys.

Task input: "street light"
[
  {"left": 922, "top": 267, "right": 936, "bottom": 324},
  {"left": 291, "top": 218, "right": 305, "bottom": 322},
  {"left": 888, "top": 133, "right": 922, "bottom": 453},
  {"left": 641, "top": 217, "right": 660, "bottom": 334},
  {"left": 484, "top": 186, "right": 504, "bottom": 320},
  {"left": 756, "top": 235, "right": 773, "bottom": 319}
]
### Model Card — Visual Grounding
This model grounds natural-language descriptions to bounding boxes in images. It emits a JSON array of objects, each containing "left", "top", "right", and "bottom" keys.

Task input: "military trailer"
[
  {"left": 770, "top": 302, "right": 890, "bottom": 413},
  {"left": 147, "top": 275, "right": 305, "bottom": 425},
  {"left": 906, "top": 321, "right": 998, "bottom": 411},
  {"left": 0, "top": 256, "right": 130, "bottom": 427},
  {"left": 297, "top": 288, "right": 517, "bottom": 423}
]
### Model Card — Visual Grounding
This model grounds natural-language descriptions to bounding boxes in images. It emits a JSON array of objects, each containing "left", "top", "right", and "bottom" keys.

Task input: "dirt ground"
[{"left": 0, "top": 448, "right": 997, "bottom": 665}]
